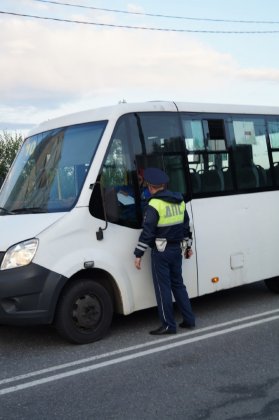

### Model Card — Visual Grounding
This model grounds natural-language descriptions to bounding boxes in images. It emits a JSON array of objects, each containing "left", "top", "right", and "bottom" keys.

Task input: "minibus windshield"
[{"left": 0, "top": 121, "right": 107, "bottom": 214}]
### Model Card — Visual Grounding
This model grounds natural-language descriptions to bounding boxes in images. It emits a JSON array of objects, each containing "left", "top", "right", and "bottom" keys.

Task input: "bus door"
[
  {"left": 90, "top": 112, "right": 198, "bottom": 314},
  {"left": 182, "top": 115, "right": 238, "bottom": 295}
]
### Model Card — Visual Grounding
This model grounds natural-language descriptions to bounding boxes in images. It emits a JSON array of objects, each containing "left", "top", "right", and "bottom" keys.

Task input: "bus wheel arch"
[{"left": 54, "top": 268, "right": 122, "bottom": 344}]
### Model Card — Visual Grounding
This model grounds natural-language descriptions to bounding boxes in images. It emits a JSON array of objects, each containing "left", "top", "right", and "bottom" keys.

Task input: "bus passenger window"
[
  {"left": 182, "top": 116, "right": 232, "bottom": 195},
  {"left": 231, "top": 119, "right": 271, "bottom": 190},
  {"left": 183, "top": 120, "right": 205, "bottom": 151},
  {"left": 268, "top": 120, "right": 279, "bottom": 186},
  {"left": 233, "top": 144, "right": 260, "bottom": 189},
  {"left": 206, "top": 120, "right": 227, "bottom": 151},
  {"left": 187, "top": 153, "right": 228, "bottom": 194}
]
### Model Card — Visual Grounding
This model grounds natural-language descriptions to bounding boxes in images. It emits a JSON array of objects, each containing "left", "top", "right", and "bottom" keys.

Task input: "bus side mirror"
[
  {"left": 90, "top": 182, "right": 120, "bottom": 240},
  {"left": 96, "top": 227, "right": 104, "bottom": 241}
]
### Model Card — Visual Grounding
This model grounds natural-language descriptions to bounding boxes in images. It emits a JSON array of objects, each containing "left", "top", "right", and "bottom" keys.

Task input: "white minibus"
[{"left": 0, "top": 101, "right": 279, "bottom": 343}]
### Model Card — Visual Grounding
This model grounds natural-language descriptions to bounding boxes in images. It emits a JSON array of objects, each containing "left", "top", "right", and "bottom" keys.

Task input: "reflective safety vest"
[{"left": 149, "top": 198, "right": 185, "bottom": 227}]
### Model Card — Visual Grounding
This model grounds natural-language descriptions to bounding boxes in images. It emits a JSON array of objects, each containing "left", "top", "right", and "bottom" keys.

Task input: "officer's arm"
[{"left": 134, "top": 206, "right": 158, "bottom": 258}]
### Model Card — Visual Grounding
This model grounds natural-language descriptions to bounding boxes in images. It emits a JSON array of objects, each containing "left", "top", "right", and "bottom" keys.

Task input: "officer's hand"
[
  {"left": 135, "top": 257, "right": 141, "bottom": 270},
  {"left": 184, "top": 248, "right": 193, "bottom": 259}
]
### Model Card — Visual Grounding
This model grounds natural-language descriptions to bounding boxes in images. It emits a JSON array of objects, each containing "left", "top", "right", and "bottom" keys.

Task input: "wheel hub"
[{"left": 73, "top": 294, "right": 102, "bottom": 329}]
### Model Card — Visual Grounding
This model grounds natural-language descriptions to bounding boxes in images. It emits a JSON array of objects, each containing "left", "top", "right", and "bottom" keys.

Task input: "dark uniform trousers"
[{"left": 151, "top": 243, "right": 195, "bottom": 331}]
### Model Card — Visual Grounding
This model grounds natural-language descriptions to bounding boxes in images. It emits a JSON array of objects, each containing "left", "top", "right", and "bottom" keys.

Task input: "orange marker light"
[{"left": 211, "top": 277, "right": 219, "bottom": 283}]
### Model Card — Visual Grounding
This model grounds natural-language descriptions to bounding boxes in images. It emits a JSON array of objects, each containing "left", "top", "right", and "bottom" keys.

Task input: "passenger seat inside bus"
[
  {"left": 190, "top": 167, "right": 225, "bottom": 194},
  {"left": 190, "top": 169, "right": 202, "bottom": 194},
  {"left": 201, "top": 167, "right": 225, "bottom": 193}
]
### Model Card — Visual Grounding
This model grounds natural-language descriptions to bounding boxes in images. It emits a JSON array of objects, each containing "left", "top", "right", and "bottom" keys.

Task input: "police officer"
[{"left": 134, "top": 167, "right": 195, "bottom": 335}]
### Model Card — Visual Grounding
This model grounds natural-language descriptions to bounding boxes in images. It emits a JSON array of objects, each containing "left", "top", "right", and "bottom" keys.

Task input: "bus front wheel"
[
  {"left": 265, "top": 277, "right": 279, "bottom": 294},
  {"left": 55, "top": 279, "right": 113, "bottom": 344}
]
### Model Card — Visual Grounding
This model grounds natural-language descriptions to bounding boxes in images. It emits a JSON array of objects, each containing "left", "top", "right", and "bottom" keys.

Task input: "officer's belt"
[{"left": 156, "top": 238, "right": 182, "bottom": 244}]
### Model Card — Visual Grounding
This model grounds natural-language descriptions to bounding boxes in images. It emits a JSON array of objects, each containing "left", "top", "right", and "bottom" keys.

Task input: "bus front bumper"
[{"left": 0, "top": 263, "right": 67, "bottom": 325}]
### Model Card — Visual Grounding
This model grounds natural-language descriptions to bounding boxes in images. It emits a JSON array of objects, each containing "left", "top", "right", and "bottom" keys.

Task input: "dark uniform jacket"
[{"left": 134, "top": 189, "right": 191, "bottom": 258}]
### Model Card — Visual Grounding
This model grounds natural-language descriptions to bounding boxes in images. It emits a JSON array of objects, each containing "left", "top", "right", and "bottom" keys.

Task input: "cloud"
[
  {"left": 1, "top": 13, "right": 279, "bottom": 129},
  {"left": 127, "top": 3, "right": 145, "bottom": 14},
  {"left": 0, "top": 18, "right": 234, "bottom": 100},
  {"left": 237, "top": 68, "right": 279, "bottom": 82}
]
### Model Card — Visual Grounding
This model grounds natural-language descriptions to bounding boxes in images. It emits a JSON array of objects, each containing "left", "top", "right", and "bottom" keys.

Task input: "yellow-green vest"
[{"left": 149, "top": 198, "right": 185, "bottom": 227}]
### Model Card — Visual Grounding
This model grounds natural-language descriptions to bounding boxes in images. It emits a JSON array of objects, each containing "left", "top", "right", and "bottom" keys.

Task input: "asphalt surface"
[{"left": 1, "top": 280, "right": 279, "bottom": 420}]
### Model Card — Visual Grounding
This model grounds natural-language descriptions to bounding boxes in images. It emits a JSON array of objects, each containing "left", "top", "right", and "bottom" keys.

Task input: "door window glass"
[
  {"left": 133, "top": 113, "right": 187, "bottom": 195},
  {"left": 97, "top": 117, "right": 140, "bottom": 228}
]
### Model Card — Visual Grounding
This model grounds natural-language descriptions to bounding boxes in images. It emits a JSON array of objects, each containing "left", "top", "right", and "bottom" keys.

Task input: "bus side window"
[
  {"left": 231, "top": 118, "right": 271, "bottom": 190},
  {"left": 182, "top": 116, "right": 233, "bottom": 195},
  {"left": 233, "top": 144, "right": 260, "bottom": 189},
  {"left": 267, "top": 119, "right": 279, "bottom": 186}
]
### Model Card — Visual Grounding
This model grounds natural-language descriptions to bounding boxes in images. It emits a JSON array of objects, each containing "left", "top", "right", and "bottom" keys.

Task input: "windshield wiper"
[
  {"left": 12, "top": 207, "right": 47, "bottom": 214},
  {"left": 0, "top": 207, "right": 15, "bottom": 215}
]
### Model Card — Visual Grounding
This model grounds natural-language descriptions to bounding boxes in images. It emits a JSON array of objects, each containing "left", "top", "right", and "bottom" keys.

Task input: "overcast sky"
[{"left": 1, "top": 0, "right": 279, "bottom": 135}]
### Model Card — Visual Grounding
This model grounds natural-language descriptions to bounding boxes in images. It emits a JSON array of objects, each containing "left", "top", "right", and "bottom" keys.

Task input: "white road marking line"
[
  {"left": 1, "top": 307, "right": 279, "bottom": 386},
  {"left": 0, "top": 312, "right": 279, "bottom": 396}
]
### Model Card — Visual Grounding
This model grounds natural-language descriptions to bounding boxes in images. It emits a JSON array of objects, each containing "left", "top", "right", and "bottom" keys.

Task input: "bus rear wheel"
[
  {"left": 264, "top": 277, "right": 279, "bottom": 294},
  {"left": 55, "top": 279, "right": 113, "bottom": 344}
]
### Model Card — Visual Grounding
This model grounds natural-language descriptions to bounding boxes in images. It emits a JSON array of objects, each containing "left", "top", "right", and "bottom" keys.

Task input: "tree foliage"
[{"left": 0, "top": 131, "right": 23, "bottom": 183}]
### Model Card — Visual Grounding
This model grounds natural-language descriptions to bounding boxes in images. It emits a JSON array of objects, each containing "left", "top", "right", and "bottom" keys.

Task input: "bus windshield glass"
[{"left": 0, "top": 121, "right": 107, "bottom": 214}]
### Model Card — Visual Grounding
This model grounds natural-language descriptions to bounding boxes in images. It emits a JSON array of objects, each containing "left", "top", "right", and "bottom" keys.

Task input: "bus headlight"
[{"left": 1, "top": 239, "right": 39, "bottom": 270}]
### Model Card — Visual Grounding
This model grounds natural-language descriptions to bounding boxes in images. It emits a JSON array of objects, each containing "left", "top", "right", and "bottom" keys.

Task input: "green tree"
[{"left": 0, "top": 131, "right": 23, "bottom": 183}]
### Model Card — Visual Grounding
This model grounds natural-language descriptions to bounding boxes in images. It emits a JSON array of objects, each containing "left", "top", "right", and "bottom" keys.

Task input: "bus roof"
[{"left": 28, "top": 101, "right": 279, "bottom": 136}]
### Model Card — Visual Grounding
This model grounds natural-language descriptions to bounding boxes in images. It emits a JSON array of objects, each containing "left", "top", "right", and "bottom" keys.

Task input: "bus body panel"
[
  {"left": 0, "top": 213, "right": 65, "bottom": 251},
  {"left": 192, "top": 191, "right": 279, "bottom": 295},
  {"left": 33, "top": 208, "right": 140, "bottom": 315},
  {"left": 28, "top": 101, "right": 179, "bottom": 137},
  {"left": 175, "top": 102, "right": 279, "bottom": 116},
  {"left": 34, "top": 206, "right": 196, "bottom": 314}
]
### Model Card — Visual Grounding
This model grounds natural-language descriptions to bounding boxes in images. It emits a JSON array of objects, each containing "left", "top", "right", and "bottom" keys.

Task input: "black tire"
[
  {"left": 265, "top": 277, "right": 279, "bottom": 294},
  {"left": 55, "top": 279, "right": 113, "bottom": 344}
]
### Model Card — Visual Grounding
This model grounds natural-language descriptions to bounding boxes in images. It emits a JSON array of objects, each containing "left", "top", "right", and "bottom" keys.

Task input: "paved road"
[{"left": 1, "top": 281, "right": 279, "bottom": 420}]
